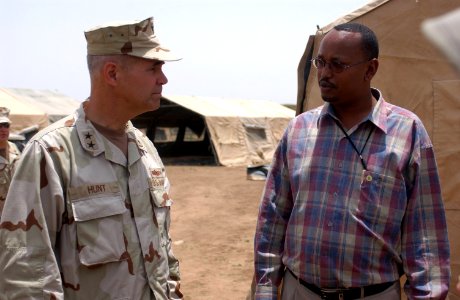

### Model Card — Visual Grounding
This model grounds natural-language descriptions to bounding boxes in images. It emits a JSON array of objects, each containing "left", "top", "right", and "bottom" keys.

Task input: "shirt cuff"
[{"left": 254, "top": 284, "right": 279, "bottom": 300}]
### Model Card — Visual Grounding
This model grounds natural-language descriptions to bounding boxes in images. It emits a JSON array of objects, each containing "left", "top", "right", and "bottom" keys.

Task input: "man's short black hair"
[{"left": 333, "top": 23, "right": 379, "bottom": 60}]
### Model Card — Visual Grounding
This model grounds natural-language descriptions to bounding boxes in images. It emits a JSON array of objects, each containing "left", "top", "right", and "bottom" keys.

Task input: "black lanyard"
[{"left": 332, "top": 118, "right": 374, "bottom": 170}]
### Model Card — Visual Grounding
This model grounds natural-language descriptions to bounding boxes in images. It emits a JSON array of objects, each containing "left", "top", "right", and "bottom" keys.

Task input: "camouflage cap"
[
  {"left": 0, "top": 107, "right": 11, "bottom": 124},
  {"left": 84, "top": 17, "right": 180, "bottom": 61}
]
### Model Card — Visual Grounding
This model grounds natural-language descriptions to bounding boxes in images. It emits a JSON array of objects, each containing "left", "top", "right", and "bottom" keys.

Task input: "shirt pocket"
[
  {"left": 358, "top": 170, "right": 407, "bottom": 234},
  {"left": 71, "top": 194, "right": 127, "bottom": 266}
]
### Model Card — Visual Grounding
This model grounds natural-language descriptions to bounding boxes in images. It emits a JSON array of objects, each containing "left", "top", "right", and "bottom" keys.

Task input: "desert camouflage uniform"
[
  {"left": 0, "top": 141, "right": 20, "bottom": 217},
  {"left": 0, "top": 104, "right": 182, "bottom": 300}
]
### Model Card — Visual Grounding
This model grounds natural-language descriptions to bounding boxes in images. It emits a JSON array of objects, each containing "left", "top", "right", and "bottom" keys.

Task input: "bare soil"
[
  {"left": 167, "top": 165, "right": 264, "bottom": 300},
  {"left": 166, "top": 165, "right": 459, "bottom": 300}
]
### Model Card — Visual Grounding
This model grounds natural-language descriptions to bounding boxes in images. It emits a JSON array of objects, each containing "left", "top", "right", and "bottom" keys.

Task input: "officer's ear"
[{"left": 102, "top": 61, "right": 119, "bottom": 86}]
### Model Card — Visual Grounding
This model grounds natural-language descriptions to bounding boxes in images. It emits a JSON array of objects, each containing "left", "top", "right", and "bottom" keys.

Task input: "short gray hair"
[{"left": 86, "top": 55, "right": 136, "bottom": 79}]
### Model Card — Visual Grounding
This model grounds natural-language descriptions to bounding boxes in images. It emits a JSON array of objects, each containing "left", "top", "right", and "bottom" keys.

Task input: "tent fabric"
[
  {"left": 0, "top": 89, "right": 49, "bottom": 132},
  {"left": 166, "top": 95, "right": 295, "bottom": 118},
  {"left": 165, "top": 95, "right": 295, "bottom": 167},
  {"left": 296, "top": 0, "right": 460, "bottom": 298},
  {"left": 433, "top": 80, "right": 460, "bottom": 209},
  {"left": 0, "top": 88, "right": 81, "bottom": 123}
]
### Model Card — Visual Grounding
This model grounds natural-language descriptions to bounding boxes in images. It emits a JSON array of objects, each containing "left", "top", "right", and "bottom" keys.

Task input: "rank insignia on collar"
[{"left": 81, "top": 130, "right": 99, "bottom": 151}]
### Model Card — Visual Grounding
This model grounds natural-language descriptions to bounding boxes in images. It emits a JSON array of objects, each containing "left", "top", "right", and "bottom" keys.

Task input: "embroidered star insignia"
[
  {"left": 85, "top": 132, "right": 92, "bottom": 140},
  {"left": 87, "top": 141, "right": 95, "bottom": 149}
]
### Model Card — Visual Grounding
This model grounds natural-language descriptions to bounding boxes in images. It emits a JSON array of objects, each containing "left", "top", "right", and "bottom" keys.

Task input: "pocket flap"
[{"left": 72, "top": 196, "right": 127, "bottom": 222}]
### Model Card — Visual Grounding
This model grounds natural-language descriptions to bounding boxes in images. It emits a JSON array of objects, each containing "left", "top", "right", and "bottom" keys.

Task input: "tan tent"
[
  {"left": 0, "top": 88, "right": 49, "bottom": 132},
  {"left": 133, "top": 95, "right": 295, "bottom": 167},
  {"left": 1, "top": 88, "right": 81, "bottom": 123},
  {"left": 297, "top": 0, "right": 460, "bottom": 298}
]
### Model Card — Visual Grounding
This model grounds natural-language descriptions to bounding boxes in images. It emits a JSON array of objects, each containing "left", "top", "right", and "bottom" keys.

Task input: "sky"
[{"left": 0, "top": 0, "right": 371, "bottom": 105}]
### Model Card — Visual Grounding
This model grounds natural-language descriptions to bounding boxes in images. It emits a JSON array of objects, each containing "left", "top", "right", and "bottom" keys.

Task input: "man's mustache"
[{"left": 319, "top": 79, "right": 336, "bottom": 88}]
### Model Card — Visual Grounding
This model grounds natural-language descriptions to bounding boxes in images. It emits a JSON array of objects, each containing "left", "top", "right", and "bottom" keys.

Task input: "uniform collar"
[
  {"left": 73, "top": 102, "right": 145, "bottom": 158},
  {"left": 73, "top": 104, "right": 104, "bottom": 157}
]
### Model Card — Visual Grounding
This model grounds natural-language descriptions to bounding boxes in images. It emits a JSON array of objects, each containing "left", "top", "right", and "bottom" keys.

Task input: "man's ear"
[
  {"left": 365, "top": 58, "right": 379, "bottom": 81},
  {"left": 102, "top": 62, "right": 119, "bottom": 86}
]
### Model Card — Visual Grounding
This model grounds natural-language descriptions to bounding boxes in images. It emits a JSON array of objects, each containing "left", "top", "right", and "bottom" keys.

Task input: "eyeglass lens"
[
  {"left": 0, "top": 123, "right": 10, "bottom": 129},
  {"left": 313, "top": 58, "right": 345, "bottom": 73}
]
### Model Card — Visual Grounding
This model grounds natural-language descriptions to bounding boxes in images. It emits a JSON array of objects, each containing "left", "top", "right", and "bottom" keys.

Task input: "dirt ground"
[
  {"left": 166, "top": 165, "right": 265, "bottom": 300},
  {"left": 166, "top": 166, "right": 460, "bottom": 300}
]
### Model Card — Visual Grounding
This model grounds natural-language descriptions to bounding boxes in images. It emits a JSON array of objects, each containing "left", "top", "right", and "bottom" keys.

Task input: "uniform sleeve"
[
  {"left": 8, "top": 142, "right": 21, "bottom": 178},
  {"left": 166, "top": 236, "right": 183, "bottom": 299},
  {"left": 402, "top": 130, "right": 450, "bottom": 299},
  {"left": 163, "top": 174, "right": 183, "bottom": 299},
  {"left": 0, "top": 141, "right": 65, "bottom": 300},
  {"left": 254, "top": 126, "right": 293, "bottom": 300}
]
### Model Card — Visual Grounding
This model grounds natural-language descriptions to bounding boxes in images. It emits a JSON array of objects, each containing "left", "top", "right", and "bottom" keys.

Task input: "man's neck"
[
  {"left": 332, "top": 93, "right": 377, "bottom": 129},
  {"left": 91, "top": 121, "right": 128, "bottom": 157},
  {"left": 83, "top": 99, "right": 129, "bottom": 133}
]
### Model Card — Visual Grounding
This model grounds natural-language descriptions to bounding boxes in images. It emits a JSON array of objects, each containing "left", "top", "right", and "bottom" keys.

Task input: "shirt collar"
[
  {"left": 368, "top": 88, "right": 388, "bottom": 134},
  {"left": 318, "top": 88, "right": 388, "bottom": 134}
]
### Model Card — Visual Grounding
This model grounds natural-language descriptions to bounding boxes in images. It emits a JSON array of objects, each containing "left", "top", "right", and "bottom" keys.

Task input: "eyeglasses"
[
  {"left": 0, "top": 123, "right": 10, "bottom": 129},
  {"left": 311, "top": 57, "right": 371, "bottom": 73}
]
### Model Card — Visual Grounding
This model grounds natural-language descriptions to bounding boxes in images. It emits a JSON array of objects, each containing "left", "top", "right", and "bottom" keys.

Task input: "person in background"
[
  {"left": 0, "top": 17, "right": 183, "bottom": 299},
  {"left": 254, "top": 23, "right": 450, "bottom": 299},
  {"left": 423, "top": 6, "right": 460, "bottom": 295},
  {"left": 0, "top": 107, "right": 21, "bottom": 218}
]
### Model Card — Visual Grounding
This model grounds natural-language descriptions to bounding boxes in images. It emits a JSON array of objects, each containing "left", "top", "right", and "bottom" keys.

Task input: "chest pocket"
[
  {"left": 358, "top": 170, "right": 407, "bottom": 233},
  {"left": 71, "top": 192, "right": 127, "bottom": 266}
]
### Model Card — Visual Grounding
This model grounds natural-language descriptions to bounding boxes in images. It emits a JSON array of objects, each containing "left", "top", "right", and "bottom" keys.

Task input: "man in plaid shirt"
[{"left": 254, "top": 23, "right": 450, "bottom": 299}]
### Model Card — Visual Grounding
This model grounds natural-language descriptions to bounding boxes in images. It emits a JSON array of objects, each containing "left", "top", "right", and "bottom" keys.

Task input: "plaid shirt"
[{"left": 254, "top": 89, "right": 450, "bottom": 299}]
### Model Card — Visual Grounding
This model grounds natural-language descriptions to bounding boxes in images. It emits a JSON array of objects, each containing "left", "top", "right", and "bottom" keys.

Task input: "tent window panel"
[
  {"left": 154, "top": 127, "right": 179, "bottom": 143},
  {"left": 244, "top": 124, "right": 274, "bottom": 165},
  {"left": 184, "top": 127, "right": 206, "bottom": 142},
  {"left": 244, "top": 125, "right": 267, "bottom": 142}
]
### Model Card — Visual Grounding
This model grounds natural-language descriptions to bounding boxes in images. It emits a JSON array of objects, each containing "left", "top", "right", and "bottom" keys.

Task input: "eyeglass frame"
[
  {"left": 311, "top": 57, "right": 373, "bottom": 73},
  {"left": 0, "top": 123, "right": 10, "bottom": 129}
]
